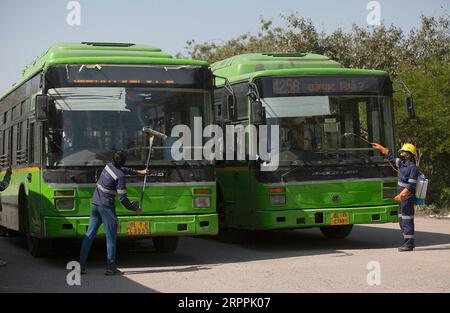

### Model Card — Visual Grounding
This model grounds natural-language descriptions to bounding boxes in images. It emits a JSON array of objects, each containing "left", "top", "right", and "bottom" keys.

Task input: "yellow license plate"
[
  {"left": 330, "top": 213, "right": 350, "bottom": 225},
  {"left": 126, "top": 221, "right": 150, "bottom": 236}
]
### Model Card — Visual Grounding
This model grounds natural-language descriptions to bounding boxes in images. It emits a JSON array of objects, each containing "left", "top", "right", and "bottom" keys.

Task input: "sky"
[{"left": 0, "top": 0, "right": 448, "bottom": 92}]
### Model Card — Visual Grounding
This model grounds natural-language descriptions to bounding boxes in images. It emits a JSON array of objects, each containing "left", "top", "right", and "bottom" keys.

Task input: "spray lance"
[
  {"left": 343, "top": 132, "right": 400, "bottom": 174},
  {"left": 343, "top": 132, "right": 374, "bottom": 146},
  {"left": 139, "top": 127, "right": 168, "bottom": 208},
  {"left": 344, "top": 133, "right": 428, "bottom": 203}
]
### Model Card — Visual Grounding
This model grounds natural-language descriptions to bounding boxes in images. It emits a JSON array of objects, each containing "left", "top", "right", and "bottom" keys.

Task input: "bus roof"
[
  {"left": 211, "top": 53, "right": 388, "bottom": 85},
  {"left": 1, "top": 42, "right": 209, "bottom": 100}
]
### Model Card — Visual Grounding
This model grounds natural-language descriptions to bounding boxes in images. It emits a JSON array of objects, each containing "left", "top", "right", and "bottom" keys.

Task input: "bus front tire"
[
  {"left": 320, "top": 225, "right": 354, "bottom": 239},
  {"left": 0, "top": 226, "right": 8, "bottom": 236},
  {"left": 152, "top": 236, "right": 179, "bottom": 253},
  {"left": 27, "top": 235, "right": 50, "bottom": 257}
]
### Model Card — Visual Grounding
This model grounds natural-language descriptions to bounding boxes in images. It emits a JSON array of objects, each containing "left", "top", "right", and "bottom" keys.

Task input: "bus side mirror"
[
  {"left": 227, "top": 94, "right": 236, "bottom": 120},
  {"left": 406, "top": 96, "right": 415, "bottom": 119},
  {"left": 35, "top": 95, "right": 49, "bottom": 121},
  {"left": 251, "top": 100, "right": 266, "bottom": 125}
]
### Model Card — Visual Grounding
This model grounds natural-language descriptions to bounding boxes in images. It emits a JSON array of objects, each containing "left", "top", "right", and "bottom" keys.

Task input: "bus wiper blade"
[
  {"left": 170, "top": 160, "right": 209, "bottom": 167},
  {"left": 358, "top": 155, "right": 381, "bottom": 169},
  {"left": 83, "top": 161, "right": 106, "bottom": 166},
  {"left": 280, "top": 160, "right": 311, "bottom": 182},
  {"left": 281, "top": 166, "right": 301, "bottom": 183}
]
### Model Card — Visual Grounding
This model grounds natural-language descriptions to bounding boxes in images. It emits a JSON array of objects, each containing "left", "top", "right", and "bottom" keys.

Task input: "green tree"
[{"left": 394, "top": 60, "right": 450, "bottom": 207}]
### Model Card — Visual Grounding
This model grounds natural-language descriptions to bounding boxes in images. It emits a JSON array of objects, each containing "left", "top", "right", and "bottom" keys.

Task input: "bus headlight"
[
  {"left": 194, "top": 197, "right": 211, "bottom": 208},
  {"left": 269, "top": 195, "right": 286, "bottom": 205},
  {"left": 383, "top": 189, "right": 397, "bottom": 199},
  {"left": 55, "top": 199, "right": 74, "bottom": 211}
]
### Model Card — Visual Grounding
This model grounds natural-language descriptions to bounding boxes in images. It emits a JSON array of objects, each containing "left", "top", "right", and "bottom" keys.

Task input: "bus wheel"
[
  {"left": 27, "top": 235, "right": 50, "bottom": 257},
  {"left": 320, "top": 225, "right": 354, "bottom": 239},
  {"left": 152, "top": 236, "right": 179, "bottom": 253},
  {"left": 0, "top": 226, "right": 8, "bottom": 236}
]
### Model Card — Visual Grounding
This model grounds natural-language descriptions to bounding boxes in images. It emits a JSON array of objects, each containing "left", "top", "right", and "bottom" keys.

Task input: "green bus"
[
  {"left": 0, "top": 42, "right": 218, "bottom": 256},
  {"left": 212, "top": 52, "right": 411, "bottom": 241}
]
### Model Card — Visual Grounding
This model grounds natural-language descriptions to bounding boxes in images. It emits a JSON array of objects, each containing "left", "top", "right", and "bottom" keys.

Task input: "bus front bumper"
[
  {"left": 251, "top": 205, "right": 399, "bottom": 230},
  {"left": 44, "top": 214, "right": 218, "bottom": 238}
]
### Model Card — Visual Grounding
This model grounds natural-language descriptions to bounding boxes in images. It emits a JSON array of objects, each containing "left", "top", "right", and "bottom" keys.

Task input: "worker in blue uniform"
[
  {"left": 79, "top": 151, "right": 149, "bottom": 275},
  {"left": 373, "top": 143, "right": 419, "bottom": 252}
]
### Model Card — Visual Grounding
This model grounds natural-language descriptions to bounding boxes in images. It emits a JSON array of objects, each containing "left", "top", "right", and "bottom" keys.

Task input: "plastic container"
[{"left": 415, "top": 174, "right": 428, "bottom": 205}]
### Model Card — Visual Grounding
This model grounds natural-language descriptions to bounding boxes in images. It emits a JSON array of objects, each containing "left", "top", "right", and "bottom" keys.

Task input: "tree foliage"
[
  {"left": 181, "top": 13, "right": 450, "bottom": 208},
  {"left": 393, "top": 60, "right": 450, "bottom": 207}
]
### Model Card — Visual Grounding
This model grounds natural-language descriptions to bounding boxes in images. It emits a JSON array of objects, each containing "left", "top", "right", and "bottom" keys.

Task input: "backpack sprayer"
[
  {"left": 413, "top": 150, "right": 428, "bottom": 205},
  {"left": 344, "top": 132, "right": 428, "bottom": 205},
  {"left": 415, "top": 173, "right": 428, "bottom": 205},
  {"left": 140, "top": 127, "right": 168, "bottom": 207}
]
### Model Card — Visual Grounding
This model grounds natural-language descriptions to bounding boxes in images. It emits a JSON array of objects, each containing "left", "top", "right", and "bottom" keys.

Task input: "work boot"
[
  {"left": 398, "top": 245, "right": 414, "bottom": 252},
  {"left": 105, "top": 267, "right": 123, "bottom": 276}
]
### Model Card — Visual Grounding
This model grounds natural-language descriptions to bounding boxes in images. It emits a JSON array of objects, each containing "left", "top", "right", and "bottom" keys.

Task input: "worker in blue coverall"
[
  {"left": 79, "top": 151, "right": 149, "bottom": 275},
  {"left": 373, "top": 143, "right": 419, "bottom": 252}
]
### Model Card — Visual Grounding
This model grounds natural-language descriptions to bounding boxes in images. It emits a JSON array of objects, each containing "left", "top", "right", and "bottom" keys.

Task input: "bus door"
[{"left": 26, "top": 121, "right": 42, "bottom": 236}]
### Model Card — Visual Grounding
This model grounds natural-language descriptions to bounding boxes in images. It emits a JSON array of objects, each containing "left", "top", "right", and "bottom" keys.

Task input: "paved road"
[{"left": 1, "top": 217, "right": 449, "bottom": 293}]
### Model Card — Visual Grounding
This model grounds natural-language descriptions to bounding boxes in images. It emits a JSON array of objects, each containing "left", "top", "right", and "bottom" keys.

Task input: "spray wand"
[
  {"left": 140, "top": 127, "right": 168, "bottom": 207},
  {"left": 343, "top": 132, "right": 374, "bottom": 146}
]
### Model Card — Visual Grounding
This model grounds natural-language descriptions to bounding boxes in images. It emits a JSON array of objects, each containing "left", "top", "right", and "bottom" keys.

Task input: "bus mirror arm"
[
  {"left": 227, "top": 94, "right": 237, "bottom": 119},
  {"left": 35, "top": 95, "right": 49, "bottom": 121}
]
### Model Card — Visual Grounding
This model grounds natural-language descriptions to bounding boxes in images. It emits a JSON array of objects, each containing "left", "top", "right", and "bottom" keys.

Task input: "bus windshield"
[
  {"left": 45, "top": 87, "right": 210, "bottom": 167},
  {"left": 254, "top": 75, "right": 394, "bottom": 166},
  {"left": 261, "top": 94, "right": 394, "bottom": 165}
]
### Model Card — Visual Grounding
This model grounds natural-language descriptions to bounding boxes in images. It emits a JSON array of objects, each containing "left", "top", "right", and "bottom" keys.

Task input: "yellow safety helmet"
[{"left": 399, "top": 143, "right": 417, "bottom": 156}]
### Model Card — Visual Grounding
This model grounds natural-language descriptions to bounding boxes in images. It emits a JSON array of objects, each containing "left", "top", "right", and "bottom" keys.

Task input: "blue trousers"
[
  {"left": 399, "top": 199, "right": 415, "bottom": 248},
  {"left": 79, "top": 205, "right": 118, "bottom": 269}
]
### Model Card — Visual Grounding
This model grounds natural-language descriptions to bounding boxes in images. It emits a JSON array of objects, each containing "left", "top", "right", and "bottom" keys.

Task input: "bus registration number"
[
  {"left": 330, "top": 213, "right": 349, "bottom": 225},
  {"left": 126, "top": 221, "right": 150, "bottom": 236}
]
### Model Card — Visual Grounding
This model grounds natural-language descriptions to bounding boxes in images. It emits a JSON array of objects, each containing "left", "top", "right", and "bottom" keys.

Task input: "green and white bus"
[
  {"left": 0, "top": 42, "right": 218, "bottom": 256},
  {"left": 212, "top": 53, "right": 411, "bottom": 241}
]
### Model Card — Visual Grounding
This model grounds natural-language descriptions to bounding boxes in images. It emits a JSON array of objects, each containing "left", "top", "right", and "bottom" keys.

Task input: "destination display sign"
[
  {"left": 258, "top": 75, "right": 391, "bottom": 97},
  {"left": 45, "top": 64, "right": 212, "bottom": 89}
]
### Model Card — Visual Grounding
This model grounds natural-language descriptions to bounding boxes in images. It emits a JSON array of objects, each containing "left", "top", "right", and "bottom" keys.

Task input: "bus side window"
[
  {"left": 16, "top": 122, "right": 23, "bottom": 165},
  {"left": 12, "top": 124, "right": 18, "bottom": 166},
  {"left": 214, "top": 88, "right": 224, "bottom": 123},
  {"left": 29, "top": 123, "right": 34, "bottom": 163},
  {"left": 234, "top": 83, "right": 249, "bottom": 120},
  {"left": 3, "top": 129, "right": 10, "bottom": 167},
  {"left": 20, "top": 121, "right": 28, "bottom": 164}
]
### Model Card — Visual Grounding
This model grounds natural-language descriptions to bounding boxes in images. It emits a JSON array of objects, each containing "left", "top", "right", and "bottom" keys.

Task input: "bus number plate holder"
[
  {"left": 330, "top": 213, "right": 349, "bottom": 225},
  {"left": 126, "top": 221, "right": 150, "bottom": 236}
]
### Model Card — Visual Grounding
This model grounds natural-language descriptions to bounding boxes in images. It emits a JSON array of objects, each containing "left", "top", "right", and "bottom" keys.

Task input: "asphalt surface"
[{"left": 0, "top": 217, "right": 449, "bottom": 293}]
